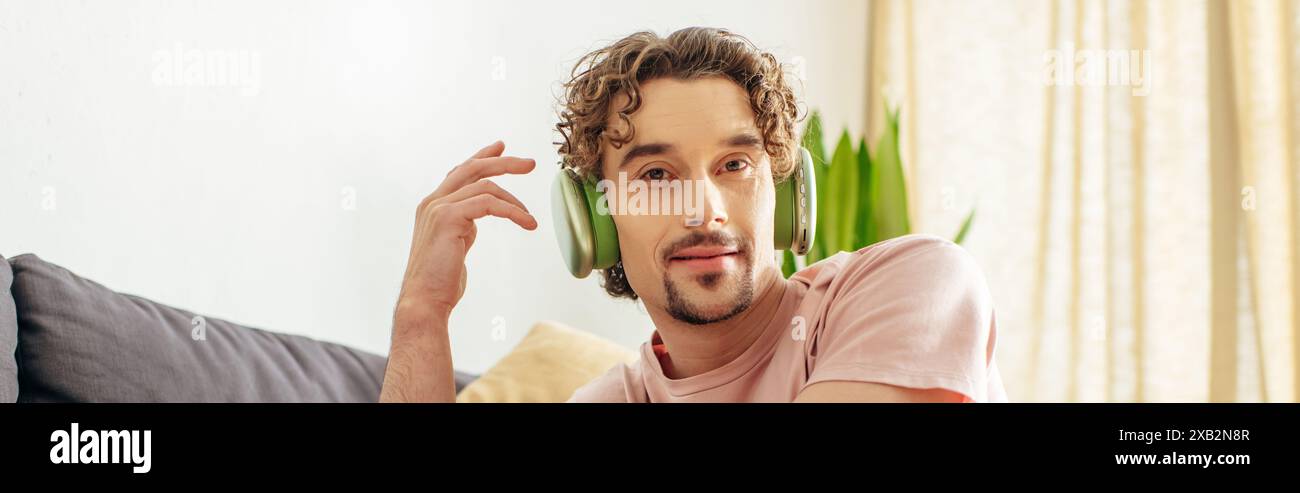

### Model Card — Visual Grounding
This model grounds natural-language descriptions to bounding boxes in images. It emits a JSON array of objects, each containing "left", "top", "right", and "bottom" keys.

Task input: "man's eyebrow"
[
  {"left": 618, "top": 142, "right": 674, "bottom": 168},
  {"left": 723, "top": 132, "right": 763, "bottom": 149}
]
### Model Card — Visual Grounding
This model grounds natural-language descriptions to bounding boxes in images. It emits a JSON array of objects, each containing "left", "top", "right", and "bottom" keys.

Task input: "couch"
[{"left": 0, "top": 253, "right": 478, "bottom": 403}]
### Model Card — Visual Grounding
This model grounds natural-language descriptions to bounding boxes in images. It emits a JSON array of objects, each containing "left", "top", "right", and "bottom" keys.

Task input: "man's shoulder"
[
  {"left": 791, "top": 232, "right": 994, "bottom": 345},
  {"left": 793, "top": 234, "right": 1001, "bottom": 402},
  {"left": 794, "top": 233, "right": 976, "bottom": 287}
]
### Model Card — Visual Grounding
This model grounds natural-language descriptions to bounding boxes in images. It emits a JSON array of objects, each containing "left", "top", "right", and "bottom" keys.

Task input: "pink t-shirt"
[{"left": 567, "top": 233, "right": 1008, "bottom": 403}]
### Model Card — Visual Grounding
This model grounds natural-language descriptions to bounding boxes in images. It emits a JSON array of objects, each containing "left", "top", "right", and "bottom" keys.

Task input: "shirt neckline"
[{"left": 640, "top": 280, "right": 806, "bottom": 397}]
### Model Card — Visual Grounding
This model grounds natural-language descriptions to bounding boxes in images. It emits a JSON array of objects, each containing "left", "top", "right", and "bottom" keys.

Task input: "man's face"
[{"left": 599, "top": 76, "right": 778, "bottom": 325}]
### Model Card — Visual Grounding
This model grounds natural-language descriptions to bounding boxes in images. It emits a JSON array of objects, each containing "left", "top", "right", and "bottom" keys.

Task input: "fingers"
[
  {"left": 438, "top": 179, "right": 529, "bottom": 214},
  {"left": 442, "top": 140, "right": 507, "bottom": 183},
  {"left": 419, "top": 140, "right": 539, "bottom": 228},
  {"left": 438, "top": 140, "right": 505, "bottom": 187},
  {"left": 470, "top": 140, "right": 506, "bottom": 159},
  {"left": 437, "top": 155, "right": 537, "bottom": 197},
  {"left": 443, "top": 194, "right": 538, "bottom": 231}
]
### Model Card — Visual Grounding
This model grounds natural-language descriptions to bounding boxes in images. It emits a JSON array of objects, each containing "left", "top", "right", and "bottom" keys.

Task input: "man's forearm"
[
  {"left": 380, "top": 308, "right": 456, "bottom": 403},
  {"left": 378, "top": 139, "right": 535, "bottom": 402}
]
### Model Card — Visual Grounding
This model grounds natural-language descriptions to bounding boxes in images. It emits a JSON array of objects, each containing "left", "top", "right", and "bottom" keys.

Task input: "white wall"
[{"left": 0, "top": 0, "right": 867, "bottom": 373}]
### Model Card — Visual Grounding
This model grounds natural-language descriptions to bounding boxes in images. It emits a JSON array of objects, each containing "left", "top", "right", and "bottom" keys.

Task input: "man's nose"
[{"left": 685, "top": 176, "right": 727, "bottom": 228}]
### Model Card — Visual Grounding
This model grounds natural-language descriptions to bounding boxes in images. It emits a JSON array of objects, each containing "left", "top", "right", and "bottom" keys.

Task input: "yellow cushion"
[{"left": 456, "top": 320, "right": 638, "bottom": 403}]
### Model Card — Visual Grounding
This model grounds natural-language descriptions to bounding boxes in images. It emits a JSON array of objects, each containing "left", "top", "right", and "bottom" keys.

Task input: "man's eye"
[
  {"left": 723, "top": 159, "right": 750, "bottom": 172},
  {"left": 641, "top": 168, "right": 671, "bottom": 181}
]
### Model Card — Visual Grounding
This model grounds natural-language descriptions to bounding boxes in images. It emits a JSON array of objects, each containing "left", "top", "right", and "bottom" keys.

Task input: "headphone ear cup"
[
  {"left": 580, "top": 178, "right": 621, "bottom": 270},
  {"left": 551, "top": 169, "right": 598, "bottom": 278},
  {"left": 797, "top": 147, "right": 817, "bottom": 255},
  {"left": 772, "top": 147, "right": 816, "bottom": 256},
  {"left": 551, "top": 169, "right": 622, "bottom": 278}
]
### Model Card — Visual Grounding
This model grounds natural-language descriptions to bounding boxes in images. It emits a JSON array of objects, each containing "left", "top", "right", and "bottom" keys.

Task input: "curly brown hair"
[{"left": 554, "top": 27, "right": 802, "bottom": 300}]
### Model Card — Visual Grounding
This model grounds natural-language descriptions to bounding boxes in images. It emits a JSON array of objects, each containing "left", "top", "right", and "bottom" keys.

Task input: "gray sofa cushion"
[
  {"left": 8, "top": 253, "right": 474, "bottom": 402},
  {"left": 0, "top": 256, "right": 18, "bottom": 402}
]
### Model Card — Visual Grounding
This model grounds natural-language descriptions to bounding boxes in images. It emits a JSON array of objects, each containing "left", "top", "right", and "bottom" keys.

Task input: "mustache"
[{"left": 661, "top": 230, "right": 749, "bottom": 261}]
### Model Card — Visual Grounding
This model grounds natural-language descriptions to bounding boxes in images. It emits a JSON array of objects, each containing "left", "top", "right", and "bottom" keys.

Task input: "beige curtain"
[{"left": 864, "top": 0, "right": 1298, "bottom": 402}]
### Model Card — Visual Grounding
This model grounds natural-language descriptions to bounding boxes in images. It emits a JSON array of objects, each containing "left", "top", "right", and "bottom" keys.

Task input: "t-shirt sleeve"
[{"left": 804, "top": 235, "right": 999, "bottom": 402}]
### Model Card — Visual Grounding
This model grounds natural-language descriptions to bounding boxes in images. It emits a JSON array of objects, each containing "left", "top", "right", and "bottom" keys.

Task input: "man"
[{"left": 380, "top": 27, "right": 1007, "bottom": 403}]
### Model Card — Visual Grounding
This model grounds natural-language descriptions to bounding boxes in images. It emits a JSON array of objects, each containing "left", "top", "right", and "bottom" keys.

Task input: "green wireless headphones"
[{"left": 551, "top": 147, "right": 817, "bottom": 278}]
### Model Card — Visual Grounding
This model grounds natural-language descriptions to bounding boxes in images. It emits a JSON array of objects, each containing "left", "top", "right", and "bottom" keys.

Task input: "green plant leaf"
[
  {"left": 854, "top": 136, "right": 874, "bottom": 250},
  {"left": 800, "top": 107, "right": 961, "bottom": 262},
  {"left": 953, "top": 208, "right": 975, "bottom": 245},
  {"left": 871, "top": 106, "right": 911, "bottom": 241},
  {"left": 828, "top": 130, "right": 858, "bottom": 253}
]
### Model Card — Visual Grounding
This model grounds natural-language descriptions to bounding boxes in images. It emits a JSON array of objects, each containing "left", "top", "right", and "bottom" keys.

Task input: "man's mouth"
[{"left": 667, "top": 246, "right": 741, "bottom": 271}]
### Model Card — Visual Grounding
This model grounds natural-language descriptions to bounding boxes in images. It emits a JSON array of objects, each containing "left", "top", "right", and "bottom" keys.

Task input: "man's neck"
[{"left": 646, "top": 269, "right": 790, "bottom": 380}]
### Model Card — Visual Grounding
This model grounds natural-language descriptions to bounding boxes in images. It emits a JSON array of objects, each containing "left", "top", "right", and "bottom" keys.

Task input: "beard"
[{"left": 660, "top": 231, "right": 756, "bottom": 325}]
